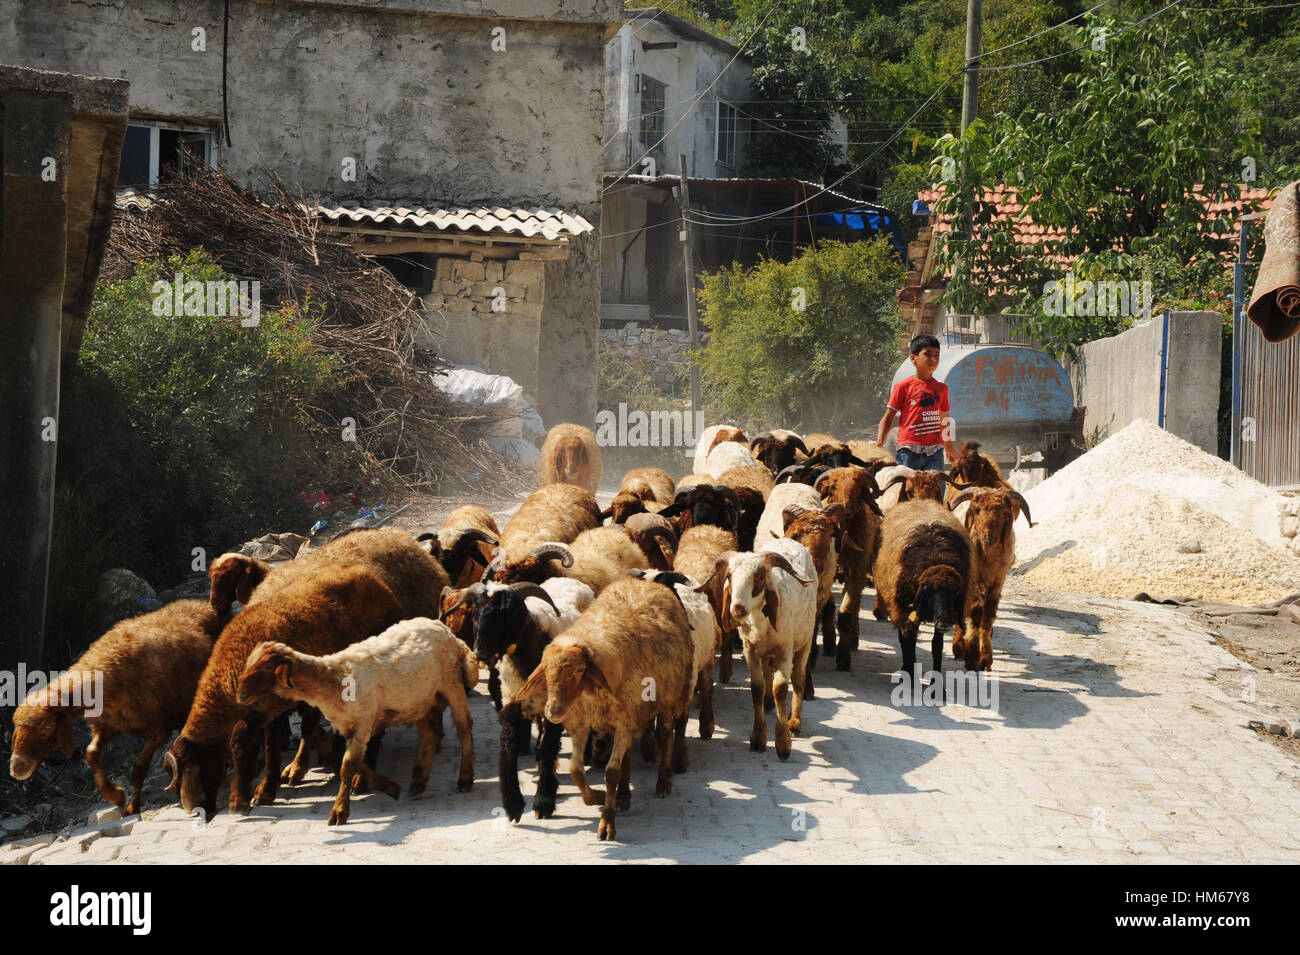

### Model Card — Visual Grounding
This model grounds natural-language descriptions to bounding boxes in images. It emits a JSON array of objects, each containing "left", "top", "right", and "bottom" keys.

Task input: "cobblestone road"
[{"left": 9, "top": 580, "right": 1299, "bottom": 864}]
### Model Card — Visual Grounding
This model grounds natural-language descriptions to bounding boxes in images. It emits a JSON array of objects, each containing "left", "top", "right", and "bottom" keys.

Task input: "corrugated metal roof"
[
  {"left": 115, "top": 190, "right": 593, "bottom": 243},
  {"left": 307, "top": 203, "right": 594, "bottom": 241}
]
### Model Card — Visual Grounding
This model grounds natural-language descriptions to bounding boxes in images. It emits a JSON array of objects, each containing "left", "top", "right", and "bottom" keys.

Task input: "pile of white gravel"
[{"left": 1010, "top": 419, "right": 1300, "bottom": 604}]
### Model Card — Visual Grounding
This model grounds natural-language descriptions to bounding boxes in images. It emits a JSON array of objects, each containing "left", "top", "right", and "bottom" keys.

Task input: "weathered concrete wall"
[
  {"left": 2, "top": 0, "right": 612, "bottom": 209},
  {"left": 1068, "top": 311, "right": 1223, "bottom": 455},
  {"left": 539, "top": 231, "right": 601, "bottom": 426}
]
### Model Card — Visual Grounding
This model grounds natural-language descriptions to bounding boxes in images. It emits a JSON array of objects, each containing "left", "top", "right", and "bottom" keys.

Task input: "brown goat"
[
  {"left": 848, "top": 440, "right": 896, "bottom": 466},
  {"left": 814, "top": 467, "right": 883, "bottom": 667},
  {"left": 948, "top": 441, "right": 1010, "bottom": 491},
  {"left": 165, "top": 564, "right": 405, "bottom": 819},
  {"left": 9, "top": 599, "right": 226, "bottom": 815},
  {"left": 539, "top": 423, "right": 602, "bottom": 493},
  {"left": 601, "top": 490, "right": 649, "bottom": 525},
  {"left": 498, "top": 484, "right": 602, "bottom": 561},
  {"left": 946, "top": 487, "right": 1034, "bottom": 671}
]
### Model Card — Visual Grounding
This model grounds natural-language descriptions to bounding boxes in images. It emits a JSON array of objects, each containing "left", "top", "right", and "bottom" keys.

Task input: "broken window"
[{"left": 117, "top": 121, "right": 219, "bottom": 189}]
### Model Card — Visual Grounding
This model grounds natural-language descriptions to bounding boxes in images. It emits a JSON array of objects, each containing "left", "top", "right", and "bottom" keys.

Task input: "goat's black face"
[
  {"left": 473, "top": 591, "right": 528, "bottom": 664},
  {"left": 914, "top": 583, "right": 964, "bottom": 630}
]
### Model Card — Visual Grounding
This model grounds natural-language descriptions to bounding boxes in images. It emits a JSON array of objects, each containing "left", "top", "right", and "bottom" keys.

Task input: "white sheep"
[
  {"left": 236, "top": 617, "right": 478, "bottom": 826},
  {"left": 754, "top": 483, "right": 823, "bottom": 544},
  {"left": 705, "top": 440, "right": 759, "bottom": 480},
  {"left": 695, "top": 538, "right": 817, "bottom": 760},
  {"left": 692, "top": 425, "right": 749, "bottom": 475}
]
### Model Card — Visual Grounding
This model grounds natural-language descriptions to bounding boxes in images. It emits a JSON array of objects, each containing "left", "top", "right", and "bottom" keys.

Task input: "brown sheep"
[
  {"left": 873, "top": 500, "right": 973, "bottom": 690},
  {"left": 514, "top": 576, "right": 695, "bottom": 841},
  {"left": 165, "top": 563, "right": 406, "bottom": 818},
  {"left": 9, "top": 600, "right": 226, "bottom": 815},
  {"left": 498, "top": 484, "right": 602, "bottom": 560},
  {"left": 815, "top": 467, "right": 884, "bottom": 667},
  {"left": 601, "top": 490, "right": 650, "bottom": 525},
  {"left": 489, "top": 484, "right": 602, "bottom": 584},
  {"left": 879, "top": 468, "right": 968, "bottom": 505},
  {"left": 848, "top": 440, "right": 896, "bottom": 467},
  {"left": 673, "top": 524, "right": 741, "bottom": 681},
  {"left": 560, "top": 526, "right": 653, "bottom": 594},
  {"left": 539, "top": 423, "right": 602, "bottom": 493},
  {"left": 624, "top": 512, "right": 678, "bottom": 572},
  {"left": 945, "top": 487, "right": 1034, "bottom": 671},
  {"left": 716, "top": 464, "right": 775, "bottom": 498},
  {"left": 675, "top": 473, "right": 715, "bottom": 494},
  {"left": 619, "top": 467, "right": 675, "bottom": 505}
]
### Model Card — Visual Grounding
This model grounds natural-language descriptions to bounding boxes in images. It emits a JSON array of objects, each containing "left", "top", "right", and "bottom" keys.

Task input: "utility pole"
[
  {"left": 961, "top": 0, "right": 982, "bottom": 134},
  {"left": 959, "top": 0, "right": 983, "bottom": 292},
  {"left": 678, "top": 153, "right": 700, "bottom": 430}
]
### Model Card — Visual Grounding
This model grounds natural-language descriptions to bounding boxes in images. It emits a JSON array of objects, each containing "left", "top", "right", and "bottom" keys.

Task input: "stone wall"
[
  {"left": 417, "top": 256, "right": 546, "bottom": 400},
  {"left": 599, "top": 321, "right": 705, "bottom": 390}
]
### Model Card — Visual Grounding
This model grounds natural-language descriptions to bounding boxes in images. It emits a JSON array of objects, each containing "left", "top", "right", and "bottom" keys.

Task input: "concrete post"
[{"left": 0, "top": 88, "right": 72, "bottom": 673}]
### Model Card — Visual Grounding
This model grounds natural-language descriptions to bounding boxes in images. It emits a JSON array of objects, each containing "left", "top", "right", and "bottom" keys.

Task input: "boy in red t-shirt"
[{"left": 873, "top": 334, "right": 956, "bottom": 471}]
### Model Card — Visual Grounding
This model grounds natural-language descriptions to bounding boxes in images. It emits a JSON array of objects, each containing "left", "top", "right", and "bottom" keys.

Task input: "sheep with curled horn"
[
  {"left": 944, "top": 486, "right": 1035, "bottom": 672},
  {"left": 749, "top": 430, "right": 811, "bottom": 476},
  {"left": 877, "top": 468, "right": 971, "bottom": 507},
  {"left": 657, "top": 483, "right": 741, "bottom": 537}
]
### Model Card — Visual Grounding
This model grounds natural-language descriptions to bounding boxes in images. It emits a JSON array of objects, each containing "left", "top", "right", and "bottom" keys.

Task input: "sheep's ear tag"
[
  {"left": 506, "top": 643, "right": 517, "bottom": 656},
  {"left": 907, "top": 609, "right": 919, "bottom": 623}
]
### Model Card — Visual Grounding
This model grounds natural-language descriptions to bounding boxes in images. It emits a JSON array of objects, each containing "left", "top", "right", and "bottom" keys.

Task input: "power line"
[{"left": 973, "top": 0, "right": 1188, "bottom": 72}]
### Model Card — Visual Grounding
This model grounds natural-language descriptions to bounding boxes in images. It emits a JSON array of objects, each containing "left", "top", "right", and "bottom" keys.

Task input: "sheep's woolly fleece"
[{"left": 1011, "top": 419, "right": 1300, "bottom": 605}]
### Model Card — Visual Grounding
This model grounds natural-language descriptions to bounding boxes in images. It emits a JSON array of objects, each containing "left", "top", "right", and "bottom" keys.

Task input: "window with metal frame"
[
  {"left": 716, "top": 100, "right": 740, "bottom": 168},
  {"left": 638, "top": 75, "right": 667, "bottom": 150}
]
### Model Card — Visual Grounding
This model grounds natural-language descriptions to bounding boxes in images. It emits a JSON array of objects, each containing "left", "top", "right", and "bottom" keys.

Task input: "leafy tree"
[
  {"left": 932, "top": 13, "right": 1264, "bottom": 359},
  {"left": 696, "top": 238, "right": 905, "bottom": 434}
]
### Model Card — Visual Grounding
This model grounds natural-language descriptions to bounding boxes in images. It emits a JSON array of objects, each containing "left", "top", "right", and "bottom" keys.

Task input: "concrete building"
[
  {"left": 601, "top": 8, "right": 893, "bottom": 330},
  {"left": 0, "top": 0, "right": 623, "bottom": 426}
]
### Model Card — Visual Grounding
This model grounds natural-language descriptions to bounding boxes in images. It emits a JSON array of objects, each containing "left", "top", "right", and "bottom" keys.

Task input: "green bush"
[
  {"left": 695, "top": 238, "right": 906, "bottom": 435},
  {"left": 49, "top": 250, "right": 343, "bottom": 649}
]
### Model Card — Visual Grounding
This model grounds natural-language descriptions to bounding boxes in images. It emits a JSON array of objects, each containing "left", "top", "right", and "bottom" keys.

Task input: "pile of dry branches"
[{"left": 104, "top": 164, "right": 531, "bottom": 494}]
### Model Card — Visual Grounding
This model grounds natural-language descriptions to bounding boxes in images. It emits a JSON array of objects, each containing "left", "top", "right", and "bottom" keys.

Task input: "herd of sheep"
[{"left": 8, "top": 422, "right": 1035, "bottom": 842}]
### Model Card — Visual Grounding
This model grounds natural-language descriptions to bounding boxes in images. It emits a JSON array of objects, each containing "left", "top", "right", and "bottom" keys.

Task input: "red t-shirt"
[{"left": 888, "top": 376, "right": 950, "bottom": 447}]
